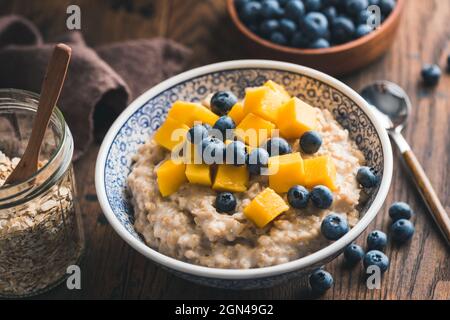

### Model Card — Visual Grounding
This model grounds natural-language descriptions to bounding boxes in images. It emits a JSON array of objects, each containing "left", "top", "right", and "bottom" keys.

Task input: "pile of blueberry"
[
  {"left": 234, "top": 0, "right": 396, "bottom": 49},
  {"left": 309, "top": 201, "right": 415, "bottom": 296},
  {"left": 421, "top": 54, "right": 450, "bottom": 87}
]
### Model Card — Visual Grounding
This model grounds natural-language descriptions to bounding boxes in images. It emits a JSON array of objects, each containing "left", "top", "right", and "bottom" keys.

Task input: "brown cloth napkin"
[{"left": 0, "top": 15, "right": 191, "bottom": 160}]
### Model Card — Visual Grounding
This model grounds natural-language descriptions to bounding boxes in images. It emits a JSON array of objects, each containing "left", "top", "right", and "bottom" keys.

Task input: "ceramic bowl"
[
  {"left": 227, "top": 0, "right": 405, "bottom": 76},
  {"left": 95, "top": 60, "right": 392, "bottom": 289}
]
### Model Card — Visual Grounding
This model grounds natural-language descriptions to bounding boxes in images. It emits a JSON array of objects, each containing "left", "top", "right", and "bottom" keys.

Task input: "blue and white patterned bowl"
[{"left": 95, "top": 60, "right": 392, "bottom": 289}]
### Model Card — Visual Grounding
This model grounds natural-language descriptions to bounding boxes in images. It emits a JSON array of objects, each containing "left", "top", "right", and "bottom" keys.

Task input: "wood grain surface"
[{"left": 0, "top": 0, "right": 449, "bottom": 300}]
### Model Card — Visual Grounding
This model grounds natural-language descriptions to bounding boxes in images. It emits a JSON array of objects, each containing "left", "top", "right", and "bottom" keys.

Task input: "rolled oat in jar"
[{"left": 0, "top": 89, "right": 84, "bottom": 297}]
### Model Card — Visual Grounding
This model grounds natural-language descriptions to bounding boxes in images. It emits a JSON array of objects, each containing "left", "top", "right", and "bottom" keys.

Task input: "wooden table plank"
[{"left": 0, "top": 0, "right": 449, "bottom": 300}]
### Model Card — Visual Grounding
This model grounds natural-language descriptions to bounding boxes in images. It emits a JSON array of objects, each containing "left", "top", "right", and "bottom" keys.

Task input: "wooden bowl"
[{"left": 227, "top": 0, "right": 405, "bottom": 76}]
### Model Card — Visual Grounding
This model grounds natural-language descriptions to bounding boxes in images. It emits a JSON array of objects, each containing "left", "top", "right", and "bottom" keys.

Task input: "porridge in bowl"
[{"left": 128, "top": 80, "right": 368, "bottom": 269}]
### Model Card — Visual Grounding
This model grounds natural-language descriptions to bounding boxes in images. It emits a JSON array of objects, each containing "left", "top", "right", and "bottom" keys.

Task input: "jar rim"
[{"left": 0, "top": 88, "right": 72, "bottom": 198}]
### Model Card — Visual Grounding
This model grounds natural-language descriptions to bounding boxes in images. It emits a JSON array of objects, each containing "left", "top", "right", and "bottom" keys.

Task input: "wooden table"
[{"left": 1, "top": 0, "right": 449, "bottom": 300}]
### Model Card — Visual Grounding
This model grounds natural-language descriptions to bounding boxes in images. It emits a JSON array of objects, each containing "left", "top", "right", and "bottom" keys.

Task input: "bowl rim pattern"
[{"left": 95, "top": 60, "right": 393, "bottom": 280}]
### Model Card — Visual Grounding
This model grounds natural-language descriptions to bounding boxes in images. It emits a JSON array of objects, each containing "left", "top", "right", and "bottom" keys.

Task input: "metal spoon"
[
  {"left": 5, "top": 43, "right": 72, "bottom": 185},
  {"left": 361, "top": 81, "right": 450, "bottom": 246}
]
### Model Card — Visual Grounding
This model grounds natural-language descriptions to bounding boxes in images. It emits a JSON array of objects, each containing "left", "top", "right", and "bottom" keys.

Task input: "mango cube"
[
  {"left": 268, "top": 152, "right": 305, "bottom": 193},
  {"left": 235, "top": 113, "right": 275, "bottom": 147},
  {"left": 212, "top": 164, "right": 249, "bottom": 193},
  {"left": 227, "top": 102, "right": 245, "bottom": 125},
  {"left": 276, "top": 97, "right": 317, "bottom": 139},
  {"left": 185, "top": 163, "right": 212, "bottom": 186},
  {"left": 153, "top": 117, "right": 190, "bottom": 151},
  {"left": 244, "top": 188, "right": 289, "bottom": 228},
  {"left": 304, "top": 155, "right": 337, "bottom": 190},
  {"left": 168, "top": 100, "right": 219, "bottom": 126},
  {"left": 156, "top": 159, "right": 187, "bottom": 197},
  {"left": 243, "top": 81, "right": 290, "bottom": 123}
]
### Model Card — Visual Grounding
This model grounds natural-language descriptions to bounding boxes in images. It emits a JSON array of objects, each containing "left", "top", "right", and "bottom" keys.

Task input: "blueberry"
[
  {"left": 309, "top": 269, "right": 333, "bottom": 294},
  {"left": 200, "top": 137, "right": 225, "bottom": 164},
  {"left": 368, "top": 0, "right": 380, "bottom": 5},
  {"left": 263, "top": 137, "right": 292, "bottom": 156},
  {"left": 284, "top": 0, "right": 305, "bottom": 20},
  {"left": 235, "top": 0, "right": 251, "bottom": 11},
  {"left": 300, "top": 12, "right": 329, "bottom": 40},
  {"left": 270, "top": 31, "right": 288, "bottom": 45},
  {"left": 363, "top": 250, "right": 389, "bottom": 273},
  {"left": 357, "top": 9, "right": 372, "bottom": 24},
  {"left": 447, "top": 54, "right": 450, "bottom": 72},
  {"left": 246, "top": 147, "right": 270, "bottom": 175},
  {"left": 309, "top": 38, "right": 330, "bottom": 48},
  {"left": 225, "top": 140, "right": 247, "bottom": 166},
  {"left": 367, "top": 230, "right": 388, "bottom": 251},
  {"left": 311, "top": 185, "right": 334, "bottom": 209},
  {"left": 304, "top": 0, "right": 322, "bottom": 12},
  {"left": 260, "top": 19, "right": 280, "bottom": 37},
  {"left": 321, "top": 213, "right": 348, "bottom": 240},
  {"left": 345, "top": 0, "right": 369, "bottom": 16},
  {"left": 215, "top": 192, "right": 237, "bottom": 213},
  {"left": 355, "top": 24, "right": 373, "bottom": 38},
  {"left": 331, "top": 16, "right": 355, "bottom": 44},
  {"left": 356, "top": 166, "right": 378, "bottom": 188},
  {"left": 203, "top": 123, "right": 212, "bottom": 132},
  {"left": 187, "top": 124, "right": 209, "bottom": 145},
  {"left": 278, "top": 0, "right": 290, "bottom": 6},
  {"left": 261, "top": 0, "right": 283, "bottom": 18},
  {"left": 388, "top": 202, "right": 413, "bottom": 221},
  {"left": 240, "top": 1, "right": 263, "bottom": 23},
  {"left": 390, "top": 219, "right": 415, "bottom": 243},
  {"left": 300, "top": 131, "right": 322, "bottom": 153},
  {"left": 344, "top": 243, "right": 365, "bottom": 266},
  {"left": 279, "top": 18, "right": 297, "bottom": 37},
  {"left": 421, "top": 64, "right": 441, "bottom": 86},
  {"left": 210, "top": 91, "right": 238, "bottom": 116},
  {"left": 213, "top": 116, "right": 236, "bottom": 140},
  {"left": 322, "top": 6, "right": 337, "bottom": 23},
  {"left": 291, "top": 31, "right": 310, "bottom": 47},
  {"left": 288, "top": 185, "right": 310, "bottom": 209},
  {"left": 379, "top": 0, "right": 395, "bottom": 16}
]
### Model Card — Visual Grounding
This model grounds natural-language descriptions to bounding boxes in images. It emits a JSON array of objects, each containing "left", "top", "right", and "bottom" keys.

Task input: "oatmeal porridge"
[{"left": 128, "top": 80, "right": 365, "bottom": 269}]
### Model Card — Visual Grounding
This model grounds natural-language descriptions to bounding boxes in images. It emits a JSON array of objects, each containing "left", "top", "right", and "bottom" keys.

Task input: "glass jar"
[{"left": 0, "top": 89, "right": 84, "bottom": 297}]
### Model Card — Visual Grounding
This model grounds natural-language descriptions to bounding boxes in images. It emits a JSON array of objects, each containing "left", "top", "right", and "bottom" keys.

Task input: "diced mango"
[
  {"left": 243, "top": 82, "right": 290, "bottom": 123},
  {"left": 235, "top": 113, "right": 275, "bottom": 147},
  {"left": 268, "top": 152, "right": 305, "bottom": 193},
  {"left": 244, "top": 188, "right": 289, "bottom": 228},
  {"left": 263, "top": 80, "right": 291, "bottom": 101},
  {"left": 276, "top": 97, "right": 317, "bottom": 139},
  {"left": 185, "top": 163, "right": 212, "bottom": 186},
  {"left": 168, "top": 101, "right": 219, "bottom": 126},
  {"left": 153, "top": 117, "right": 190, "bottom": 151},
  {"left": 228, "top": 102, "right": 245, "bottom": 125},
  {"left": 212, "top": 164, "right": 249, "bottom": 193},
  {"left": 304, "top": 155, "right": 337, "bottom": 190},
  {"left": 156, "top": 159, "right": 187, "bottom": 197}
]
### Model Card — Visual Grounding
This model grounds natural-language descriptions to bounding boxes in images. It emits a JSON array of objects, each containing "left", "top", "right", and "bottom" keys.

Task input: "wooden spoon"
[{"left": 5, "top": 43, "right": 72, "bottom": 185}]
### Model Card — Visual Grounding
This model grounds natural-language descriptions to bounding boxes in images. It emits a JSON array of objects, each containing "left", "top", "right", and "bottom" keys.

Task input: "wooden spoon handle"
[
  {"left": 403, "top": 149, "right": 450, "bottom": 246},
  {"left": 5, "top": 44, "right": 71, "bottom": 184}
]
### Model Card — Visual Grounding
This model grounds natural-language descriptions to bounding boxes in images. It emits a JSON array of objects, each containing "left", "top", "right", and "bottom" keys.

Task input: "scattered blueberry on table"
[
  {"left": 421, "top": 64, "right": 441, "bottom": 86},
  {"left": 311, "top": 185, "right": 334, "bottom": 209},
  {"left": 309, "top": 268, "right": 334, "bottom": 294},
  {"left": 388, "top": 201, "right": 414, "bottom": 221},
  {"left": 210, "top": 91, "right": 238, "bottom": 115},
  {"left": 263, "top": 137, "right": 292, "bottom": 156},
  {"left": 234, "top": 0, "right": 396, "bottom": 49},
  {"left": 390, "top": 219, "right": 415, "bottom": 243},
  {"left": 363, "top": 249, "right": 389, "bottom": 273},
  {"left": 321, "top": 213, "right": 349, "bottom": 240},
  {"left": 215, "top": 192, "right": 237, "bottom": 213},
  {"left": 356, "top": 166, "right": 378, "bottom": 188},
  {"left": 287, "top": 185, "right": 310, "bottom": 209},
  {"left": 300, "top": 130, "right": 322, "bottom": 154},
  {"left": 246, "top": 147, "right": 270, "bottom": 174},
  {"left": 367, "top": 230, "right": 388, "bottom": 251},
  {"left": 344, "top": 243, "right": 365, "bottom": 266},
  {"left": 226, "top": 140, "right": 247, "bottom": 166}
]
